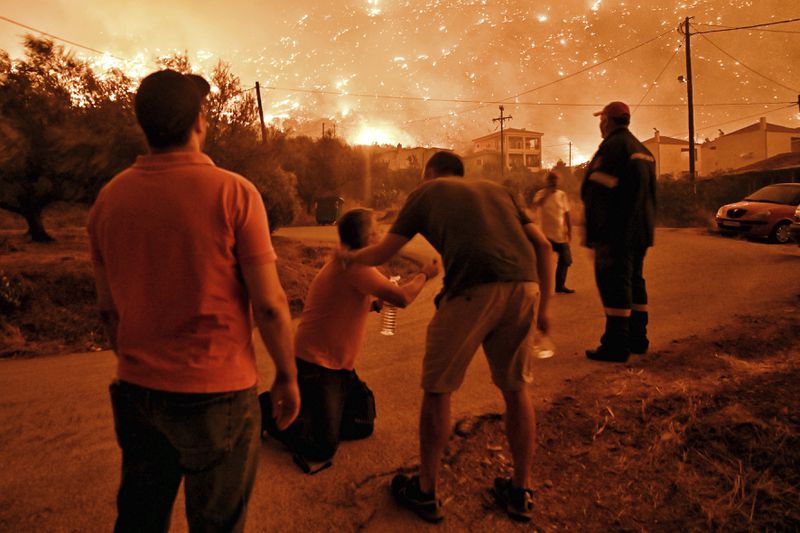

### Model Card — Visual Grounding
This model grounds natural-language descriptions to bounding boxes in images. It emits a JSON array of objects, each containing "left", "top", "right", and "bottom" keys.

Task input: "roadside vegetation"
[{"left": 353, "top": 304, "right": 799, "bottom": 531}]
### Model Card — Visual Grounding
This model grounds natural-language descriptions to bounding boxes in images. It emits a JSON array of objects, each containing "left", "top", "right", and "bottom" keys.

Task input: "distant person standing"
[
  {"left": 340, "top": 151, "right": 553, "bottom": 524},
  {"left": 581, "top": 101, "right": 657, "bottom": 363},
  {"left": 532, "top": 171, "right": 574, "bottom": 293},
  {"left": 87, "top": 69, "right": 300, "bottom": 532}
]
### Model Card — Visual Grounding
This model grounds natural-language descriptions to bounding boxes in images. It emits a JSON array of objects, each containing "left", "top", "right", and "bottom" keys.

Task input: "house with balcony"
[{"left": 463, "top": 128, "right": 544, "bottom": 176}]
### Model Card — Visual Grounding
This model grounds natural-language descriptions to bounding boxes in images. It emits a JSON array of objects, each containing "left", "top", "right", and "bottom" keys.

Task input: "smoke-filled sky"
[{"left": 1, "top": 0, "right": 799, "bottom": 164}]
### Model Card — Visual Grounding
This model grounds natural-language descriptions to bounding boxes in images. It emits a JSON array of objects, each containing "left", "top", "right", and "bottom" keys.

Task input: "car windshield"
[{"left": 744, "top": 185, "right": 800, "bottom": 206}]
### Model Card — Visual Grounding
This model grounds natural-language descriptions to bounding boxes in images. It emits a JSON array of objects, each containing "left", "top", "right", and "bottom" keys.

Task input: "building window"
[
  {"left": 476, "top": 158, "right": 482, "bottom": 166},
  {"left": 525, "top": 154, "right": 541, "bottom": 168},
  {"left": 509, "top": 136, "right": 523, "bottom": 150},
  {"left": 526, "top": 137, "right": 539, "bottom": 150}
]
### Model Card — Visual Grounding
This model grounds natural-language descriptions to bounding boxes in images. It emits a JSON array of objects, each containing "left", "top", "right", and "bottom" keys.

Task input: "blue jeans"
[{"left": 109, "top": 381, "right": 260, "bottom": 533}]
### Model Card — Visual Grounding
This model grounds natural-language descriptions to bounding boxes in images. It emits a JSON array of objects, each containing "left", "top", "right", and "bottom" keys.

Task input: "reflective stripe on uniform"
[
  {"left": 630, "top": 152, "right": 655, "bottom": 163},
  {"left": 588, "top": 171, "right": 619, "bottom": 188}
]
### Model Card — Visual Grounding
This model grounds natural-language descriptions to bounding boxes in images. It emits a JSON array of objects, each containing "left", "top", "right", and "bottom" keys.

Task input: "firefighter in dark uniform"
[{"left": 581, "top": 101, "right": 656, "bottom": 362}]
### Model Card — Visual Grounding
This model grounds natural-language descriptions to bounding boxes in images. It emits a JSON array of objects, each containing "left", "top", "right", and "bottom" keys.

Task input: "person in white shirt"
[{"left": 532, "top": 172, "right": 574, "bottom": 293}]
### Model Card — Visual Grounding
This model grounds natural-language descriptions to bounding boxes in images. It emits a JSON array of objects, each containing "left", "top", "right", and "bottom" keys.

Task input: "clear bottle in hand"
[
  {"left": 380, "top": 276, "right": 401, "bottom": 336},
  {"left": 533, "top": 330, "right": 556, "bottom": 359}
]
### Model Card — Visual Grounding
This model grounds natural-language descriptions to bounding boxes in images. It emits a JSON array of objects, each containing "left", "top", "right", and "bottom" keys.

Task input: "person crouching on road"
[{"left": 262, "top": 208, "right": 439, "bottom": 466}]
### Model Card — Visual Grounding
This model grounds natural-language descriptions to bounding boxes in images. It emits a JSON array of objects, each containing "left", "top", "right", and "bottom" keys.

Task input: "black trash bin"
[{"left": 315, "top": 196, "right": 344, "bottom": 225}]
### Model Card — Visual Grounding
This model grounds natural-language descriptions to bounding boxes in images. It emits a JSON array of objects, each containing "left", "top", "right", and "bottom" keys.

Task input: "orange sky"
[{"left": 1, "top": 0, "right": 798, "bottom": 163}]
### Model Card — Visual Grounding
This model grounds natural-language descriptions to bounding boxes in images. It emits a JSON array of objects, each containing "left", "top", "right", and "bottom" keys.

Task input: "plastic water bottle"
[
  {"left": 534, "top": 330, "right": 556, "bottom": 359},
  {"left": 380, "top": 276, "right": 401, "bottom": 336}
]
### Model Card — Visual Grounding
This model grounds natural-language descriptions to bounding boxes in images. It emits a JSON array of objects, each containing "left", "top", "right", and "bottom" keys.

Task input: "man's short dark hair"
[
  {"left": 337, "top": 208, "right": 374, "bottom": 250},
  {"left": 424, "top": 151, "right": 464, "bottom": 178},
  {"left": 135, "top": 69, "right": 211, "bottom": 149}
]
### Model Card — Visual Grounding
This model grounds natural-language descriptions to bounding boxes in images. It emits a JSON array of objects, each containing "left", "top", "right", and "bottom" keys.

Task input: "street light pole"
[{"left": 493, "top": 105, "right": 513, "bottom": 178}]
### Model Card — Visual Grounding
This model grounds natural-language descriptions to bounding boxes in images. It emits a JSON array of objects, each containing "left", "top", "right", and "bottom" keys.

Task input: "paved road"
[{"left": 1, "top": 228, "right": 798, "bottom": 532}]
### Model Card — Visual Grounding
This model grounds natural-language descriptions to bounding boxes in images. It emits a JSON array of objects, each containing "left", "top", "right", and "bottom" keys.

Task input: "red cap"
[{"left": 593, "top": 101, "right": 630, "bottom": 119}]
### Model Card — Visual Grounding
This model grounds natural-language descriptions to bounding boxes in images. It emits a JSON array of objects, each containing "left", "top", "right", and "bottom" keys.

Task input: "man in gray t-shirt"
[
  {"left": 341, "top": 151, "right": 553, "bottom": 523},
  {"left": 390, "top": 177, "right": 538, "bottom": 305}
]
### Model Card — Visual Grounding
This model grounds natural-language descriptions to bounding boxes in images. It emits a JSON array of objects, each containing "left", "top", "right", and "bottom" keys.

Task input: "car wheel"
[{"left": 770, "top": 221, "right": 791, "bottom": 244}]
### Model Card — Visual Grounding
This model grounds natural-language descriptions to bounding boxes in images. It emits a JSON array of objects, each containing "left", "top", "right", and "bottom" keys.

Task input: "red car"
[{"left": 715, "top": 183, "right": 800, "bottom": 244}]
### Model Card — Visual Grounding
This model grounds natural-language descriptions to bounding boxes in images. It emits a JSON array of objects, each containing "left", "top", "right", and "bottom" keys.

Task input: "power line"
[
  {"left": 0, "top": 14, "right": 126, "bottom": 61},
  {"left": 543, "top": 142, "right": 571, "bottom": 148},
  {"left": 404, "top": 28, "right": 678, "bottom": 125},
  {"left": 694, "top": 17, "right": 800, "bottom": 35},
  {"left": 633, "top": 44, "right": 682, "bottom": 115},
  {"left": 693, "top": 22, "right": 800, "bottom": 34},
  {"left": 697, "top": 33, "right": 799, "bottom": 94},
  {"left": 509, "top": 29, "right": 677, "bottom": 101},
  {"left": 265, "top": 83, "right": 794, "bottom": 108}
]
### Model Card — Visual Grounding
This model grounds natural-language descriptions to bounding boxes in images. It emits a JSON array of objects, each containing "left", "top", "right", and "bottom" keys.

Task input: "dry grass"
[
  {"left": 381, "top": 302, "right": 800, "bottom": 532},
  {"left": 0, "top": 206, "right": 421, "bottom": 357}
]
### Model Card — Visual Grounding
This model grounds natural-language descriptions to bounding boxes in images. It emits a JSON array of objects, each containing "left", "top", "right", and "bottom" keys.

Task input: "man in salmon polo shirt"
[
  {"left": 87, "top": 69, "right": 299, "bottom": 533},
  {"left": 263, "top": 208, "right": 438, "bottom": 465}
]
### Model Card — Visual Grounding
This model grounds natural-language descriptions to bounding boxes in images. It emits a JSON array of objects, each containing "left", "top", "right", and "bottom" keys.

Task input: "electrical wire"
[
  {"left": 694, "top": 17, "right": 800, "bottom": 35},
  {"left": 509, "top": 29, "right": 677, "bottom": 101},
  {"left": 0, "top": 14, "right": 126, "bottom": 61},
  {"left": 697, "top": 33, "right": 799, "bottom": 94},
  {"left": 404, "top": 27, "right": 677, "bottom": 124},
  {"left": 693, "top": 22, "right": 800, "bottom": 34},
  {"left": 264, "top": 83, "right": 793, "bottom": 108},
  {"left": 633, "top": 43, "right": 682, "bottom": 115}
]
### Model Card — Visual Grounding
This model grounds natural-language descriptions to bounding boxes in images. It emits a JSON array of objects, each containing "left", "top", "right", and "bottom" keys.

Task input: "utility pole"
[
  {"left": 322, "top": 122, "right": 325, "bottom": 138},
  {"left": 492, "top": 105, "right": 513, "bottom": 178},
  {"left": 680, "top": 17, "right": 697, "bottom": 192},
  {"left": 255, "top": 82, "right": 268, "bottom": 145},
  {"left": 568, "top": 141, "right": 572, "bottom": 168}
]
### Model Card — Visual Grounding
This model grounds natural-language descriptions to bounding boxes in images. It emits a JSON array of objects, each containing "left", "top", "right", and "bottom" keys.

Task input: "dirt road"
[{"left": 1, "top": 228, "right": 798, "bottom": 532}]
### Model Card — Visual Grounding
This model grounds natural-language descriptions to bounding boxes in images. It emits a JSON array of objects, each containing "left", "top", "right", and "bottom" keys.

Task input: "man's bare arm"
[
  {"left": 344, "top": 233, "right": 410, "bottom": 266},
  {"left": 92, "top": 263, "right": 119, "bottom": 353},
  {"left": 240, "top": 261, "right": 299, "bottom": 431},
  {"left": 369, "top": 258, "right": 439, "bottom": 308},
  {"left": 564, "top": 211, "right": 572, "bottom": 241},
  {"left": 523, "top": 223, "right": 554, "bottom": 333}
]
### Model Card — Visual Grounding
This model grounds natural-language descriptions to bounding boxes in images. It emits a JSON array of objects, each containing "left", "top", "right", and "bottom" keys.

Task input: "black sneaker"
[
  {"left": 391, "top": 474, "right": 443, "bottom": 524},
  {"left": 555, "top": 287, "right": 575, "bottom": 294},
  {"left": 492, "top": 477, "right": 534, "bottom": 522}
]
